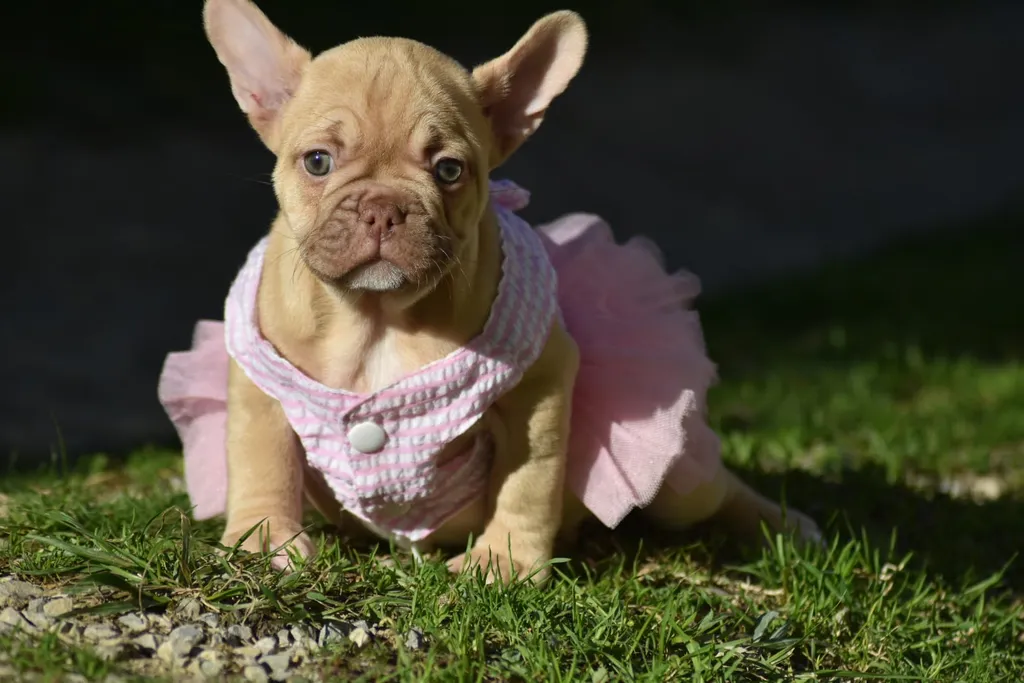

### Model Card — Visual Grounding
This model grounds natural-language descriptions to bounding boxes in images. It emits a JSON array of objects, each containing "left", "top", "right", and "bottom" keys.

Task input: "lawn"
[{"left": 1, "top": 213, "right": 1021, "bottom": 682}]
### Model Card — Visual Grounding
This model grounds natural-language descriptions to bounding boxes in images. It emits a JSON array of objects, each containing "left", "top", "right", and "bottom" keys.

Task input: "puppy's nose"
[{"left": 358, "top": 200, "right": 405, "bottom": 240}]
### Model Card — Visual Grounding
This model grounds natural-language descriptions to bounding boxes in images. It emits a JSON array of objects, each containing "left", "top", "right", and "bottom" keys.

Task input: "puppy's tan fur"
[{"left": 204, "top": 0, "right": 820, "bottom": 582}]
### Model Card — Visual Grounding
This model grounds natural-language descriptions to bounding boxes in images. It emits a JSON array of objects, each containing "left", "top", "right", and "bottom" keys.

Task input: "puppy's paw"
[
  {"left": 446, "top": 548, "right": 525, "bottom": 585},
  {"left": 221, "top": 518, "right": 316, "bottom": 572},
  {"left": 446, "top": 542, "right": 549, "bottom": 585}
]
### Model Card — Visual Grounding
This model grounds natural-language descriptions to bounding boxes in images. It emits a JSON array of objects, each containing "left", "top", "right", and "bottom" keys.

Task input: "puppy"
[{"left": 159, "top": 0, "right": 821, "bottom": 584}]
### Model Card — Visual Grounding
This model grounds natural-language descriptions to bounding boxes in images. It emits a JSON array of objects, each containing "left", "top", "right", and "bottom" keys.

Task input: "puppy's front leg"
[
  {"left": 221, "top": 358, "right": 315, "bottom": 570},
  {"left": 448, "top": 324, "right": 579, "bottom": 585}
]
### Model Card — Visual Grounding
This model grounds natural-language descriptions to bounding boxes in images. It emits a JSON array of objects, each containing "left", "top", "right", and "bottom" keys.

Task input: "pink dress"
[{"left": 158, "top": 180, "right": 721, "bottom": 538}]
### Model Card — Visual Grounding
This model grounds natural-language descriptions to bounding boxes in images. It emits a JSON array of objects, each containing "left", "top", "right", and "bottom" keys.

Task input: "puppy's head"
[{"left": 203, "top": 0, "right": 587, "bottom": 298}]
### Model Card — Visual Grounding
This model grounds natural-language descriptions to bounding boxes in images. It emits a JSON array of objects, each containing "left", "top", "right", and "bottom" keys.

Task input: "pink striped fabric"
[{"left": 224, "top": 182, "right": 559, "bottom": 543}]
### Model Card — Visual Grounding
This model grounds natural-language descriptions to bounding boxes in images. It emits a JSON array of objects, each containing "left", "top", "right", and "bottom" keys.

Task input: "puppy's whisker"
[
  {"left": 427, "top": 257, "right": 449, "bottom": 299},
  {"left": 280, "top": 186, "right": 331, "bottom": 284},
  {"left": 219, "top": 170, "right": 275, "bottom": 187},
  {"left": 291, "top": 233, "right": 318, "bottom": 284},
  {"left": 447, "top": 251, "right": 471, "bottom": 291}
]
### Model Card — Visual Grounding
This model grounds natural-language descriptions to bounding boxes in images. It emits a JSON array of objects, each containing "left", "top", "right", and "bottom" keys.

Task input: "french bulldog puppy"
[{"left": 159, "top": 0, "right": 821, "bottom": 584}]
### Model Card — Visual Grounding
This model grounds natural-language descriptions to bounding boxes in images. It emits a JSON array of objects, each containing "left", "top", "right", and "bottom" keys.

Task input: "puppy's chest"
[
  {"left": 315, "top": 334, "right": 406, "bottom": 395},
  {"left": 287, "top": 330, "right": 456, "bottom": 395},
  {"left": 356, "top": 334, "right": 426, "bottom": 395}
]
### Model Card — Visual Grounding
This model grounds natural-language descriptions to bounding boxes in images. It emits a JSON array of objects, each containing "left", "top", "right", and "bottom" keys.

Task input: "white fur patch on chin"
[{"left": 345, "top": 261, "right": 406, "bottom": 292}]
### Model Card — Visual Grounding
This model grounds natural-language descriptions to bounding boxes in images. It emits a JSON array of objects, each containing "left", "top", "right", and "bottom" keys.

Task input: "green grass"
[{"left": 1, "top": 213, "right": 1022, "bottom": 681}]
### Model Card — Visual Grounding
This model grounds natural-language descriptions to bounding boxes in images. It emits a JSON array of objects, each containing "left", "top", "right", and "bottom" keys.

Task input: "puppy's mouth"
[
  {"left": 298, "top": 206, "right": 453, "bottom": 294},
  {"left": 341, "top": 260, "right": 407, "bottom": 292}
]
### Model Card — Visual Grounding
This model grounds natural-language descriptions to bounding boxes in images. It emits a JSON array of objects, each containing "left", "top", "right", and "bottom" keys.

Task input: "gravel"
[
  {"left": 0, "top": 580, "right": 42, "bottom": 607},
  {"left": 404, "top": 627, "right": 425, "bottom": 651},
  {"left": 0, "top": 574, "right": 428, "bottom": 681},
  {"left": 116, "top": 612, "right": 149, "bottom": 634}
]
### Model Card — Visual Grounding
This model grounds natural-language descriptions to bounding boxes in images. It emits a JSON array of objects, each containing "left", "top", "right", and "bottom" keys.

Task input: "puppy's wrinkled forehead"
[
  {"left": 282, "top": 38, "right": 483, "bottom": 159},
  {"left": 205, "top": 0, "right": 587, "bottom": 172}
]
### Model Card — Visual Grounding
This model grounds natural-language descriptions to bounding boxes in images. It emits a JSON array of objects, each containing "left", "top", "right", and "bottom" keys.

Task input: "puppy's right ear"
[
  {"left": 472, "top": 11, "right": 587, "bottom": 168},
  {"left": 203, "top": 0, "right": 311, "bottom": 150}
]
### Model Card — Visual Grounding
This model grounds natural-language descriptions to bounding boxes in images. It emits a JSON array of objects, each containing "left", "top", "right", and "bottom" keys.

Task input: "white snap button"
[{"left": 347, "top": 421, "right": 387, "bottom": 454}]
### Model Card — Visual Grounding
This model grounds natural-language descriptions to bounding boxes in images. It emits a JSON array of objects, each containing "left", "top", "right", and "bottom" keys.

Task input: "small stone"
[
  {"left": 43, "top": 597, "right": 74, "bottom": 618},
  {"left": 175, "top": 597, "right": 203, "bottom": 620},
  {"left": 234, "top": 646, "right": 263, "bottom": 662},
  {"left": 243, "top": 665, "right": 270, "bottom": 683},
  {"left": 95, "top": 643, "right": 125, "bottom": 662},
  {"left": 200, "top": 658, "right": 225, "bottom": 677},
  {"left": 24, "top": 612, "right": 52, "bottom": 631},
  {"left": 0, "top": 607, "right": 24, "bottom": 629},
  {"left": 254, "top": 636, "right": 278, "bottom": 655},
  {"left": 156, "top": 641, "right": 176, "bottom": 665},
  {"left": 133, "top": 633, "right": 162, "bottom": 653},
  {"left": 348, "top": 626, "right": 371, "bottom": 648},
  {"left": 83, "top": 623, "right": 121, "bottom": 641},
  {"left": 117, "top": 613, "right": 149, "bottom": 634},
  {"left": 259, "top": 652, "right": 293, "bottom": 676},
  {"left": 168, "top": 624, "right": 205, "bottom": 657},
  {"left": 158, "top": 640, "right": 191, "bottom": 667},
  {"left": 189, "top": 650, "right": 225, "bottom": 677},
  {"left": 149, "top": 614, "right": 173, "bottom": 632},
  {"left": 199, "top": 612, "right": 220, "bottom": 629},
  {"left": 225, "top": 623, "right": 253, "bottom": 646},
  {"left": 317, "top": 623, "right": 346, "bottom": 647},
  {"left": 404, "top": 627, "right": 425, "bottom": 650},
  {"left": 276, "top": 628, "right": 292, "bottom": 648},
  {"left": 290, "top": 624, "right": 315, "bottom": 647},
  {"left": 351, "top": 619, "right": 370, "bottom": 632},
  {"left": 0, "top": 580, "right": 41, "bottom": 607},
  {"left": 25, "top": 597, "right": 48, "bottom": 614}
]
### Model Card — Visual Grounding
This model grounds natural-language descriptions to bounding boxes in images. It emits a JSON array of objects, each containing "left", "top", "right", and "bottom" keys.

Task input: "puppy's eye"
[
  {"left": 433, "top": 158, "right": 463, "bottom": 185},
  {"left": 303, "top": 150, "right": 333, "bottom": 177}
]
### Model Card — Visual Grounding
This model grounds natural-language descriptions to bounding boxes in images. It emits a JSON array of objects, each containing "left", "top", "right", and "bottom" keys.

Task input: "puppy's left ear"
[{"left": 472, "top": 11, "right": 587, "bottom": 168}]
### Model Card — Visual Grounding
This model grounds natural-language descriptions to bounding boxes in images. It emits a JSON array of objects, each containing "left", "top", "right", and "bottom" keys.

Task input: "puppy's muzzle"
[{"left": 358, "top": 194, "right": 406, "bottom": 246}]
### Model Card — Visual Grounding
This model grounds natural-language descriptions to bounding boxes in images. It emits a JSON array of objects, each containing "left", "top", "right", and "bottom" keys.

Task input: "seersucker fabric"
[
  {"left": 221, "top": 181, "right": 558, "bottom": 542},
  {"left": 158, "top": 179, "right": 723, "bottom": 540}
]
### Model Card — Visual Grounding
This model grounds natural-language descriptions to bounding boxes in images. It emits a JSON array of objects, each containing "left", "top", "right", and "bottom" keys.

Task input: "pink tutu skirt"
[{"left": 159, "top": 182, "right": 721, "bottom": 528}]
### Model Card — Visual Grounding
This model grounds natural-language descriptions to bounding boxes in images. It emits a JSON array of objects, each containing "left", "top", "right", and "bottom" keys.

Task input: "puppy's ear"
[
  {"left": 472, "top": 11, "right": 587, "bottom": 168},
  {"left": 203, "top": 0, "right": 311, "bottom": 150}
]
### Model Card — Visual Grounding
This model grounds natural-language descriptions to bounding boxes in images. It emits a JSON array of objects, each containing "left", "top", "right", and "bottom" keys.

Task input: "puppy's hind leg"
[{"left": 642, "top": 466, "right": 823, "bottom": 546}]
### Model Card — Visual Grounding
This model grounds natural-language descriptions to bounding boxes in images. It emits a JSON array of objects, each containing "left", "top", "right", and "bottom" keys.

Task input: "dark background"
[{"left": 3, "top": 0, "right": 1023, "bottom": 462}]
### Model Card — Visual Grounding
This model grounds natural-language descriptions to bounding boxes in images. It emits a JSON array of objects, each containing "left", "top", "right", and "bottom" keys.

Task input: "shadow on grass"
[
  {"left": 692, "top": 206, "right": 1024, "bottom": 591},
  {"left": 735, "top": 466, "right": 1022, "bottom": 590},
  {"left": 546, "top": 462, "right": 1023, "bottom": 602}
]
